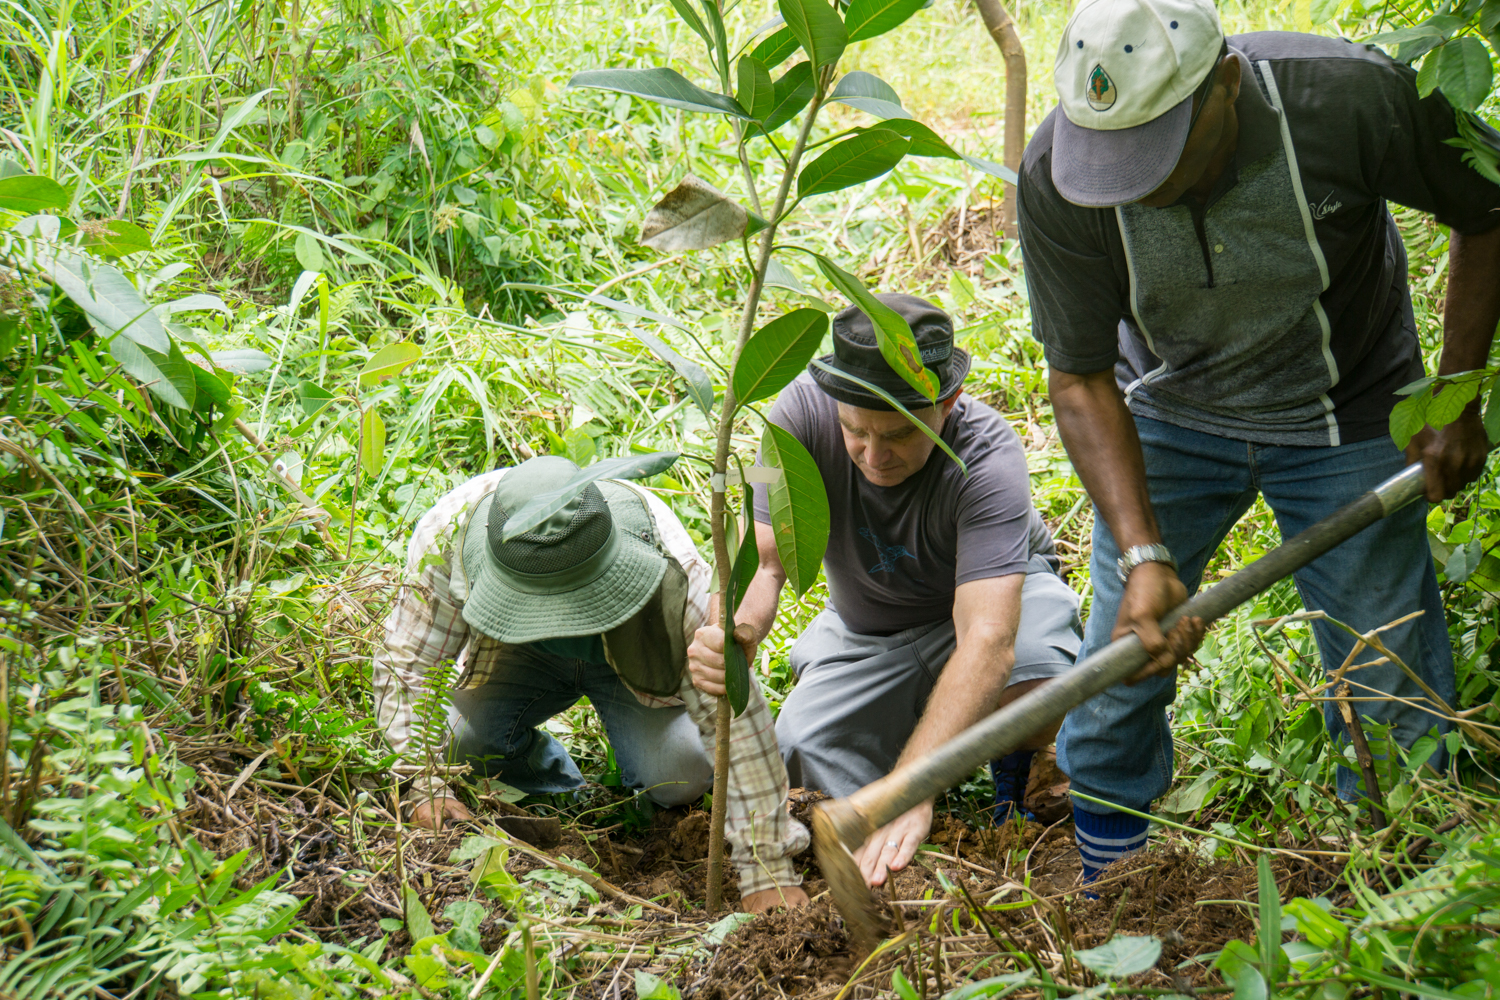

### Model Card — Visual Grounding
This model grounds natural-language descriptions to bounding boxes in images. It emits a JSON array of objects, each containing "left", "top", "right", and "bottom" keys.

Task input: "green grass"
[{"left": 0, "top": 0, "right": 1498, "bottom": 996}]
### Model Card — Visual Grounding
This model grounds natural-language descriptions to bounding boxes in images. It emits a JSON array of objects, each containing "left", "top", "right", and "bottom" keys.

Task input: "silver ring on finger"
[{"left": 885, "top": 840, "right": 899, "bottom": 849}]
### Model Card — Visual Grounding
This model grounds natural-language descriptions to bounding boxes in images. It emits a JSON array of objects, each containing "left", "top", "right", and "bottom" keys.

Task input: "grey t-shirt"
[
  {"left": 1019, "top": 32, "right": 1500, "bottom": 447},
  {"left": 753, "top": 374, "right": 1056, "bottom": 636}
]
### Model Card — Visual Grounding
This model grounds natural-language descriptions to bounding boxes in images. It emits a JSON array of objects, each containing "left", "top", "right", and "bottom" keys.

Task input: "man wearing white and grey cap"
[{"left": 1017, "top": 0, "right": 1500, "bottom": 881}]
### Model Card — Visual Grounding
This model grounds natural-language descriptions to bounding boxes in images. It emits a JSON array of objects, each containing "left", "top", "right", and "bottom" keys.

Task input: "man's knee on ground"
[{"left": 635, "top": 730, "right": 713, "bottom": 807}]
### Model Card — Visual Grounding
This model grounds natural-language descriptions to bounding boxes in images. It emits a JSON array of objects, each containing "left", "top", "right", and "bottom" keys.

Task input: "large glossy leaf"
[
  {"left": 192, "top": 364, "right": 233, "bottom": 409},
  {"left": 1483, "top": 376, "right": 1500, "bottom": 443},
  {"left": 0, "top": 174, "right": 67, "bottom": 213},
  {"left": 1369, "top": 13, "right": 1464, "bottom": 63},
  {"left": 736, "top": 56, "right": 775, "bottom": 122},
  {"left": 763, "top": 62, "right": 816, "bottom": 132},
  {"left": 667, "top": 0, "right": 712, "bottom": 47},
  {"left": 359, "top": 407, "right": 386, "bottom": 473},
  {"left": 83, "top": 218, "right": 153, "bottom": 257},
  {"left": 1256, "top": 856, "right": 1283, "bottom": 984},
  {"left": 844, "top": 0, "right": 926, "bottom": 41},
  {"left": 501, "top": 452, "right": 681, "bottom": 541},
  {"left": 829, "top": 71, "right": 910, "bottom": 119},
  {"left": 779, "top": 0, "right": 847, "bottom": 70},
  {"left": 751, "top": 26, "right": 801, "bottom": 68},
  {"left": 569, "top": 68, "right": 749, "bottom": 119},
  {"left": 359, "top": 343, "right": 423, "bottom": 387},
  {"left": 733, "top": 308, "right": 829, "bottom": 405},
  {"left": 724, "top": 637, "right": 751, "bottom": 716},
  {"left": 698, "top": 0, "right": 731, "bottom": 84},
  {"left": 107, "top": 336, "right": 195, "bottom": 410},
  {"left": 961, "top": 153, "right": 1019, "bottom": 185},
  {"left": 809, "top": 359, "right": 966, "bottom": 472},
  {"left": 806, "top": 252, "right": 938, "bottom": 401},
  {"left": 725, "top": 508, "right": 760, "bottom": 620},
  {"left": 42, "top": 250, "right": 170, "bottom": 352},
  {"left": 1438, "top": 36, "right": 1493, "bottom": 112},
  {"left": 798, "top": 129, "right": 910, "bottom": 198},
  {"left": 211, "top": 348, "right": 274, "bottom": 373},
  {"left": 760, "top": 423, "right": 828, "bottom": 596},
  {"left": 641, "top": 175, "right": 756, "bottom": 251},
  {"left": 858, "top": 119, "right": 958, "bottom": 157},
  {"left": 1073, "top": 935, "right": 1162, "bottom": 978},
  {"left": 629, "top": 325, "right": 716, "bottom": 418}
]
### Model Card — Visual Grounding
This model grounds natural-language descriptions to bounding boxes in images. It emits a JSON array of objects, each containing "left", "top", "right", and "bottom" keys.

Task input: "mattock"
[{"left": 813, "top": 462, "right": 1430, "bottom": 950}]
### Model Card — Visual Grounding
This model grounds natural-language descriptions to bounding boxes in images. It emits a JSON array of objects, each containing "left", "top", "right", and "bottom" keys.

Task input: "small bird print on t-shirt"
[{"left": 860, "top": 527, "right": 916, "bottom": 575}]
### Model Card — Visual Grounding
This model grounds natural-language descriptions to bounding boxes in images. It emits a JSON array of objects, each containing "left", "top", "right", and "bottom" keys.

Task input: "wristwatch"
[{"left": 1117, "top": 543, "right": 1178, "bottom": 584}]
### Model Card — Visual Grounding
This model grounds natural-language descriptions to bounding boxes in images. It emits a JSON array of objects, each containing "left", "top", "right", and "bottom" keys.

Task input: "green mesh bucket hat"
[{"left": 457, "top": 456, "right": 667, "bottom": 644}]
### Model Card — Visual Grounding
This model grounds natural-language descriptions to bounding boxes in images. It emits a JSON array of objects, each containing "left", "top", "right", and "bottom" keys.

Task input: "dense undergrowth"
[{"left": 2, "top": 0, "right": 1499, "bottom": 997}]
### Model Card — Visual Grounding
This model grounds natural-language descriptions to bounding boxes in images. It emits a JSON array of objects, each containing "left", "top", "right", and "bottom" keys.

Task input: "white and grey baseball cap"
[{"left": 1052, "top": 0, "right": 1225, "bottom": 207}]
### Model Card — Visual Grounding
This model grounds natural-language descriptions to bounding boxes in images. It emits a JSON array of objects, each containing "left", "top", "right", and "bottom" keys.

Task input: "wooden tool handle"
[{"left": 832, "top": 462, "right": 1427, "bottom": 845}]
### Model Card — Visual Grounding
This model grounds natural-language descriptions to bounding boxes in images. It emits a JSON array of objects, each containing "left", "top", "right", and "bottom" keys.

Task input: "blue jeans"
[
  {"left": 1058, "top": 417, "right": 1456, "bottom": 813},
  {"left": 448, "top": 645, "right": 712, "bottom": 807}
]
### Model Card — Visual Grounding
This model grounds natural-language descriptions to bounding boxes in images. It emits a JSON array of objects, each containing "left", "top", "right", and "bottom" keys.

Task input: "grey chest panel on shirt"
[{"left": 1114, "top": 63, "right": 1342, "bottom": 446}]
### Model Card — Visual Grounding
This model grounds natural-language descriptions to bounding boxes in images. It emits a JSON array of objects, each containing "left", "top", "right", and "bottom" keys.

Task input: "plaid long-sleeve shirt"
[{"left": 372, "top": 468, "right": 808, "bottom": 896}]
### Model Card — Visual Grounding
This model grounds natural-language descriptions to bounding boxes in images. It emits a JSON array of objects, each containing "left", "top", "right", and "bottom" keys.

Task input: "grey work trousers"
[{"left": 775, "top": 557, "right": 1083, "bottom": 797}]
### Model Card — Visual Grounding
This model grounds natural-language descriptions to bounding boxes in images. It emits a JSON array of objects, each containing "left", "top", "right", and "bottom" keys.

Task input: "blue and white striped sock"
[{"left": 1073, "top": 808, "right": 1149, "bottom": 883}]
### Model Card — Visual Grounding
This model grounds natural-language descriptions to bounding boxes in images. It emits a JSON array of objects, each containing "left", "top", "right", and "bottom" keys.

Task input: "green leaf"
[
  {"left": 845, "top": 0, "right": 926, "bottom": 42},
  {"left": 1255, "top": 856, "right": 1282, "bottom": 981},
  {"left": 83, "top": 219, "right": 153, "bottom": 257},
  {"left": 42, "top": 250, "right": 170, "bottom": 352},
  {"left": 724, "top": 635, "right": 751, "bottom": 717},
  {"left": 1157, "top": 768, "right": 1221, "bottom": 816},
  {"left": 751, "top": 26, "right": 801, "bottom": 68},
  {"left": 857, "top": 119, "right": 959, "bottom": 158},
  {"left": 1425, "top": 377, "right": 1480, "bottom": 428},
  {"left": 960, "top": 153, "right": 1020, "bottom": 184},
  {"left": 667, "top": 0, "right": 712, "bottom": 46},
  {"left": 829, "top": 70, "right": 910, "bottom": 119},
  {"left": 1446, "top": 537, "right": 1483, "bottom": 583},
  {"left": 359, "top": 342, "right": 423, "bottom": 387},
  {"left": 1416, "top": 48, "right": 1442, "bottom": 97},
  {"left": 726, "top": 509, "right": 760, "bottom": 620},
  {"left": 1308, "top": 0, "right": 1341, "bottom": 22},
  {"left": 779, "top": 0, "right": 847, "bottom": 70},
  {"left": 294, "top": 230, "right": 326, "bottom": 271},
  {"left": 569, "top": 68, "right": 750, "bottom": 119},
  {"left": 211, "top": 348, "right": 273, "bottom": 373},
  {"left": 943, "top": 973, "right": 1030, "bottom": 1000},
  {"left": 628, "top": 326, "right": 716, "bottom": 419},
  {"left": 737, "top": 56, "right": 775, "bottom": 121},
  {"left": 635, "top": 971, "right": 682, "bottom": 1000},
  {"left": 805, "top": 253, "right": 939, "bottom": 400},
  {"left": 698, "top": 0, "right": 731, "bottom": 84},
  {"left": 1073, "top": 934, "right": 1162, "bottom": 978},
  {"left": 1484, "top": 0, "right": 1500, "bottom": 36},
  {"left": 107, "top": 336, "right": 195, "bottom": 410},
  {"left": 1483, "top": 376, "right": 1500, "bottom": 443},
  {"left": 760, "top": 423, "right": 829, "bottom": 596},
  {"left": 890, "top": 967, "right": 920, "bottom": 1000},
  {"left": 402, "top": 885, "right": 436, "bottom": 943},
  {"left": 192, "top": 364, "right": 233, "bottom": 410},
  {"left": 0, "top": 174, "right": 67, "bottom": 212},
  {"left": 764, "top": 62, "right": 816, "bottom": 132},
  {"left": 1389, "top": 388, "right": 1431, "bottom": 449},
  {"left": 641, "top": 174, "right": 757, "bottom": 251},
  {"left": 733, "top": 308, "right": 829, "bottom": 405},
  {"left": 298, "top": 380, "right": 336, "bottom": 419},
  {"left": 798, "top": 129, "right": 910, "bottom": 198},
  {"left": 502, "top": 452, "right": 681, "bottom": 541},
  {"left": 1437, "top": 36, "right": 1493, "bottom": 112},
  {"left": 360, "top": 407, "right": 386, "bottom": 473}
]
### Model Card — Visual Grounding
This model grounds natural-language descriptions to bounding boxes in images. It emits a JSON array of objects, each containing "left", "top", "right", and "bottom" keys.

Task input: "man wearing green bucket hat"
[{"left": 372, "top": 455, "right": 809, "bottom": 911}]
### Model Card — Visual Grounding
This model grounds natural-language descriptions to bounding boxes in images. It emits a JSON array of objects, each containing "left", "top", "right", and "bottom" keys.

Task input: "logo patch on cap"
[{"left": 1086, "top": 64, "right": 1116, "bottom": 111}]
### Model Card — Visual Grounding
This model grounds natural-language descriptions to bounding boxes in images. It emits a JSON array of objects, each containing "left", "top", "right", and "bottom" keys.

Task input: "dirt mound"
[{"left": 696, "top": 901, "right": 854, "bottom": 1000}]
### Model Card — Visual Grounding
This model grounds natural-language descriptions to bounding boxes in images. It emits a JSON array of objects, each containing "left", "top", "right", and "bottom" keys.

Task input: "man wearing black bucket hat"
[
  {"left": 688, "top": 294, "right": 1083, "bottom": 888},
  {"left": 372, "top": 455, "right": 809, "bottom": 912},
  {"left": 1017, "top": 0, "right": 1500, "bottom": 883}
]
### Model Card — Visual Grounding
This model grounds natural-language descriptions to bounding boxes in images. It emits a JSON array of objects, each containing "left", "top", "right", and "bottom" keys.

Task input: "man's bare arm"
[
  {"left": 687, "top": 521, "right": 786, "bottom": 696},
  {"left": 854, "top": 573, "right": 1022, "bottom": 885},
  {"left": 1410, "top": 224, "right": 1500, "bottom": 500},
  {"left": 1049, "top": 368, "right": 1203, "bottom": 680}
]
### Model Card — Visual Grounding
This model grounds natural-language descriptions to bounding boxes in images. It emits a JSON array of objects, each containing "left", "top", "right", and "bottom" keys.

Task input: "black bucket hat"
[{"left": 808, "top": 294, "right": 970, "bottom": 410}]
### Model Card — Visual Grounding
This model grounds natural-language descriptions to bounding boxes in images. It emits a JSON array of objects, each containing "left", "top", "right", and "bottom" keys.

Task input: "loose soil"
[{"left": 176, "top": 741, "right": 1338, "bottom": 999}]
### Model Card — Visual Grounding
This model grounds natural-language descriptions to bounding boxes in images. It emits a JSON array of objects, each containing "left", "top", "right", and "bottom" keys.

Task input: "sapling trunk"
[
  {"left": 704, "top": 83, "right": 829, "bottom": 914},
  {"left": 974, "top": 0, "right": 1027, "bottom": 237}
]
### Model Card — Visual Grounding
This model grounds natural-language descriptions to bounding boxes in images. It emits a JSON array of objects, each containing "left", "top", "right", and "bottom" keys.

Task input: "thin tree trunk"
[{"left": 973, "top": 0, "right": 1027, "bottom": 237}]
